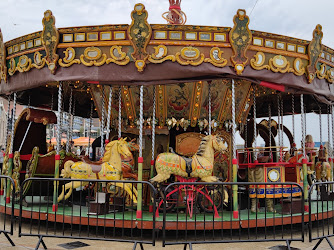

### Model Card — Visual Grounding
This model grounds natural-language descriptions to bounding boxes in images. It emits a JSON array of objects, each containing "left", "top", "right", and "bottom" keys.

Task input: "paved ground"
[
  {"left": 1, "top": 229, "right": 334, "bottom": 250},
  {"left": 1, "top": 215, "right": 334, "bottom": 249}
]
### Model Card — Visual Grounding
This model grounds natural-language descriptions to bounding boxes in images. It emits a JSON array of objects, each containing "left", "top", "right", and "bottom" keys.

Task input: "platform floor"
[
  {"left": 0, "top": 218, "right": 333, "bottom": 250},
  {"left": 0, "top": 198, "right": 332, "bottom": 222}
]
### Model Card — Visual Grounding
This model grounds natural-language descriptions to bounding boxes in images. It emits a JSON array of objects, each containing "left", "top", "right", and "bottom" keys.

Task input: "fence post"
[{"left": 302, "top": 158, "right": 309, "bottom": 212}]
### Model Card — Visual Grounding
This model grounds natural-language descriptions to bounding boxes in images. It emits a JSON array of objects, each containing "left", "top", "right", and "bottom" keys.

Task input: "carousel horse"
[
  {"left": 80, "top": 139, "right": 139, "bottom": 180},
  {"left": 58, "top": 138, "right": 138, "bottom": 203},
  {"left": 150, "top": 135, "right": 227, "bottom": 183},
  {"left": 315, "top": 146, "right": 331, "bottom": 182}
]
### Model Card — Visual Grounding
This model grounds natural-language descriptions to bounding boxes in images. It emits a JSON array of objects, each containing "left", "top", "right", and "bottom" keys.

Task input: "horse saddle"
[
  {"left": 181, "top": 156, "right": 193, "bottom": 177},
  {"left": 80, "top": 156, "right": 103, "bottom": 173}
]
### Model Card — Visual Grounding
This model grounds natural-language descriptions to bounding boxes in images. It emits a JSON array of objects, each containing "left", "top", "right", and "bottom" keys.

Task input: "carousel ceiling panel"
[
  {"left": 166, "top": 82, "right": 192, "bottom": 120},
  {"left": 200, "top": 79, "right": 229, "bottom": 120},
  {"left": 130, "top": 85, "right": 153, "bottom": 120},
  {"left": 218, "top": 80, "right": 252, "bottom": 125}
]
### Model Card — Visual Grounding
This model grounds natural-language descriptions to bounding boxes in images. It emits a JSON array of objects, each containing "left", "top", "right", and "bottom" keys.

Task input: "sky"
[{"left": 0, "top": 0, "right": 333, "bottom": 148}]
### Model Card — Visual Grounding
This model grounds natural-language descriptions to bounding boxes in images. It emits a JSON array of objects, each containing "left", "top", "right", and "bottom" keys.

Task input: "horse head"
[
  {"left": 117, "top": 138, "right": 132, "bottom": 158},
  {"left": 212, "top": 135, "right": 227, "bottom": 153},
  {"left": 127, "top": 139, "right": 139, "bottom": 152}
]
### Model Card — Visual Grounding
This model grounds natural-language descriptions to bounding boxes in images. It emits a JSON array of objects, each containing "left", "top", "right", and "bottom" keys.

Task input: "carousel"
[{"left": 1, "top": 0, "right": 334, "bottom": 232}]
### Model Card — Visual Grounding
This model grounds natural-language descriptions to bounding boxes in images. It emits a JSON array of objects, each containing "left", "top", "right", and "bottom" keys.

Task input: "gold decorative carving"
[
  {"left": 250, "top": 52, "right": 270, "bottom": 70},
  {"left": 16, "top": 55, "right": 32, "bottom": 72},
  {"left": 316, "top": 64, "right": 327, "bottom": 79},
  {"left": 148, "top": 45, "right": 176, "bottom": 63},
  {"left": 176, "top": 47, "right": 205, "bottom": 66},
  {"left": 0, "top": 29, "right": 7, "bottom": 83},
  {"left": 58, "top": 47, "right": 80, "bottom": 67},
  {"left": 229, "top": 9, "right": 252, "bottom": 75},
  {"left": 8, "top": 58, "right": 16, "bottom": 76},
  {"left": 32, "top": 51, "right": 46, "bottom": 69},
  {"left": 204, "top": 47, "right": 228, "bottom": 67},
  {"left": 12, "top": 151, "right": 22, "bottom": 196},
  {"left": 292, "top": 58, "right": 305, "bottom": 76},
  {"left": 128, "top": 3, "right": 152, "bottom": 72},
  {"left": 326, "top": 68, "right": 334, "bottom": 83},
  {"left": 268, "top": 55, "right": 290, "bottom": 73},
  {"left": 41, "top": 10, "right": 59, "bottom": 74},
  {"left": 80, "top": 47, "right": 107, "bottom": 66},
  {"left": 106, "top": 45, "right": 130, "bottom": 65},
  {"left": 250, "top": 52, "right": 306, "bottom": 77},
  {"left": 306, "top": 24, "right": 323, "bottom": 83}
]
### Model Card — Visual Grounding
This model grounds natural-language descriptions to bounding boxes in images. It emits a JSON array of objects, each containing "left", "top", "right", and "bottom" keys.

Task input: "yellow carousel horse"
[
  {"left": 57, "top": 138, "right": 138, "bottom": 203},
  {"left": 150, "top": 135, "right": 227, "bottom": 183}
]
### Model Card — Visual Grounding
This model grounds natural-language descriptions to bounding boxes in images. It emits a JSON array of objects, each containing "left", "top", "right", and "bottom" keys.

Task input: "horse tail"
[{"left": 61, "top": 160, "right": 74, "bottom": 178}]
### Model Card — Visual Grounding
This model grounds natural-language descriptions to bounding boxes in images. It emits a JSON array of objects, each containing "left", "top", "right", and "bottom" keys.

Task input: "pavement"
[
  {"left": 0, "top": 215, "right": 334, "bottom": 249},
  {"left": 1, "top": 230, "right": 334, "bottom": 250}
]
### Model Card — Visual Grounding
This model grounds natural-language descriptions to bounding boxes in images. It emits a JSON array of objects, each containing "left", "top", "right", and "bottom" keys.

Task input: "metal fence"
[
  {"left": 160, "top": 181, "right": 304, "bottom": 250},
  {"left": 0, "top": 175, "right": 15, "bottom": 246},
  {"left": 18, "top": 177, "right": 157, "bottom": 249},
  {"left": 308, "top": 181, "right": 334, "bottom": 249}
]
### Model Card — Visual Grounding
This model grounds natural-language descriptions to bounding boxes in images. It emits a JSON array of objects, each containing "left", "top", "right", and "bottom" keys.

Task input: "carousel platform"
[{"left": 0, "top": 199, "right": 332, "bottom": 230}]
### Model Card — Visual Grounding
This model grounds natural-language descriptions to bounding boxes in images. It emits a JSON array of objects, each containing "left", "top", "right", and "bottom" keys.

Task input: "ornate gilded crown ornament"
[
  {"left": 41, "top": 10, "right": 59, "bottom": 74},
  {"left": 306, "top": 24, "right": 323, "bottom": 83},
  {"left": 229, "top": 9, "right": 252, "bottom": 75},
  {"left": 127, "top": 3, "right": 152, "bottom": 72},
  {"left": 0, "top": 29, "right": 7, "bottom": 83},
  {"left": 162, "top": 0, "right": 187, "bottom": 25}
]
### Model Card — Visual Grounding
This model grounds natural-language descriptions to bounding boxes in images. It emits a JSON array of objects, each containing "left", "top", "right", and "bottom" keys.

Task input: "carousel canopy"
[{"left": 0, "top": 3, "right": 333, "bottom": 120}]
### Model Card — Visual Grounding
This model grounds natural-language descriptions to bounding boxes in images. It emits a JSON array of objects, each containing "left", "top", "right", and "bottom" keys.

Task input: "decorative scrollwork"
[
  {"left": 291, "top": 58, "right": 305, "bottom": 76},
  {"left": 148, "top": 45, "right": 175, "bottom": 63},
  {"left": 12, "top": 151, "right": 22, "bottom": 196},
  {"left": 8, "top": 58, "right": 16, "bottom": 76},
  {"left": 59, "top": 47, "right": 80, "bottom": 67},
  {"left": 106, "top": 46, "right": 130, "bottom": 65},
  {"left": 250, "top": 52, "right": 306, "bottom": 77},
  {"left": 32, "top": 51, "right": 46, "bottom": 69},
  {"left": 16, "top": 55, "right": 32, "bottom": 72},
  {"left": 306, "top": 24, "right": 323, "bottom": 83},
  {"left": 326, "top": 68, "right": 334, "bottom": 83},
  {"left": 316, "top": 63, "right": 327, "bottom": 79},
  {"left": 268, "top": 55, "right": 290, "bottom": 73},
  {"left": 250, "top": 52, "right": 270, "bottom": 70},
  {"left": 128, "top": 3, "right": 152, "bottom": 72},
  {"left": 80, "top": 47, "right": 107, "bottom": 66},
  {"left": 41, "top": 10, "right": 59, "bottom": 74},
  {"left": 229, "top": 9, "right": 252, "bottom": 75},
  {"left": 204, "top": 47, "right": 228, "bottom": 67},
  {"left": 175, "top": 47, "right": 205, "bottom": 66}
]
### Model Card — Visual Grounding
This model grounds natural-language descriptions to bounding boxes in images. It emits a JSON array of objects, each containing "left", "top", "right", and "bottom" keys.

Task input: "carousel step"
[{"left": 281, "top": 198, "right": 303, "bottom": 214}]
